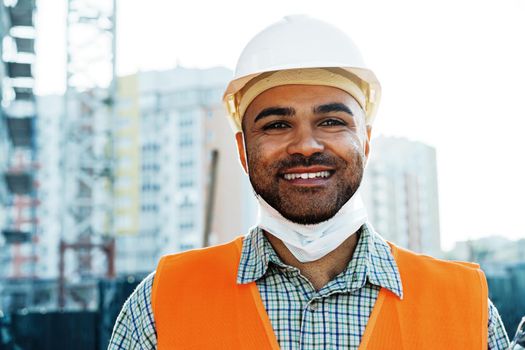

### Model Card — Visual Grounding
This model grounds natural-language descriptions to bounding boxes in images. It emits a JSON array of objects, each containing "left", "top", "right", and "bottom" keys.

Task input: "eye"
[
  {"left": 319, "top": 118, "right": 346, "bottom": 127},
  {"left": 262, "top": 121, "right": 290, "bottom": 130}
]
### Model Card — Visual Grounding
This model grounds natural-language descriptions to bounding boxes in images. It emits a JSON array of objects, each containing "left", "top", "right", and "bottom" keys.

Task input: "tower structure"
[
  {"left": 0, "top": 0, "right": 39, "bottom": 311},
  {"left": 61, "top": 0, "right": 116, "bottom": 309}
]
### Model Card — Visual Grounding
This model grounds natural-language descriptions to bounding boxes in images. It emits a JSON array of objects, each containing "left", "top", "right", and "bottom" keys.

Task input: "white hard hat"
[{"left": 223, "top": 15, "right": 381, "bottom": 132}]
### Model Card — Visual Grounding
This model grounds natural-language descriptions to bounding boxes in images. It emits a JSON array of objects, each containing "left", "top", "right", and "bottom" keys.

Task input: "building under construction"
[
  {"left": 0, "top": 0, "right": 41, "bottom": 314},
  {"left": 0, "top": 1, "right": 257, "bottom": 347}
]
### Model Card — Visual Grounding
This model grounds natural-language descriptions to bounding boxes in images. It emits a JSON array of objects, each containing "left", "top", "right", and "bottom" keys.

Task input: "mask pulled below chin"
[{"left": 256, "top": 190, "right": 368, "bottom": 262}]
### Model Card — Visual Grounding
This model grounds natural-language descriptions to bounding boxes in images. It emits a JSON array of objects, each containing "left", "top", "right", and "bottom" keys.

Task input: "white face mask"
[{"left": 256, "top": 190, "right": 368, "bottom": 262}]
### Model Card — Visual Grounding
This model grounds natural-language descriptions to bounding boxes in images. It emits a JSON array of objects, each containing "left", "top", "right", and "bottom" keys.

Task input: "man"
[{"left": 109, "top": 15, "right": 509, "bottom": 349}]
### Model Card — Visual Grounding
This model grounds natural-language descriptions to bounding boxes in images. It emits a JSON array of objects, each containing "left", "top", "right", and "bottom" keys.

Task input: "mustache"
[{"left": 275, "top": 153, "right": 340, "bottom": 173}]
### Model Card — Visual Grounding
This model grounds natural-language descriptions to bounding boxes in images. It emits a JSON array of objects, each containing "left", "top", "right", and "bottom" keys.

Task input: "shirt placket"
[{"left": 278, "top": 269, "right": 340, "bottom": 350}]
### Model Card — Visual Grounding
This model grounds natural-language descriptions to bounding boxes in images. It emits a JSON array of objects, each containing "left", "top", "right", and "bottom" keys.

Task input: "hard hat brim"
[{"left": 223, "top": 66, "right": 381, "bottom": 132}]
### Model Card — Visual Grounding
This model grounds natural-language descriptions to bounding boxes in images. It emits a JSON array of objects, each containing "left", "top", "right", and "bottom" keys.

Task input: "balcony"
[
  {"left": 6, "top": 116, "right": 34, "bottom": 147},
  {"left": 2, "top": 229, "right": 31, "bottom": 244},
  {"left": 4, "top": 172, "right": 33, "bottom": 195}
]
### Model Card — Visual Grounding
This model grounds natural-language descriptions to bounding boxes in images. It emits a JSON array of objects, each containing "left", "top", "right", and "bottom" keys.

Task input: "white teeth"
[{"left": 283, "top": 171, "right": 331, "bottom": 180}]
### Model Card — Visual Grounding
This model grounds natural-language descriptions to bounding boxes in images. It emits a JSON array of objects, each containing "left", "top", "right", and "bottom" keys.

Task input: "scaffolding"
[
  {"left": 60, "top": 0, "right": 116, "bottom": 309},
  {"left": 0, "top": 0, "right": 39, "bottom": 312}
]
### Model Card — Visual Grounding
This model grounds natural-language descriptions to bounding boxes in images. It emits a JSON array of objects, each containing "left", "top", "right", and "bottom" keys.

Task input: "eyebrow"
[
  {"left": 313, "top": 102, "right": 354, "bottom": 116},
  {"left": 254, "top": 106, "right": 296, "bottom": 123}
]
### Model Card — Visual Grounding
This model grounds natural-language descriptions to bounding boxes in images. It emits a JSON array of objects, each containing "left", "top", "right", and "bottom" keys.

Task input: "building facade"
[
  {"left": 361, "top": 136, "right": 442, "bottom": 256},
  {"left": 114, "top": 66, "right": 257, "bottom": 274}
]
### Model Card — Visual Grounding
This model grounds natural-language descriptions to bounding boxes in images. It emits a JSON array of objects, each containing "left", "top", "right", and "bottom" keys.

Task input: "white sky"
[{"left": 35, "top": 0, "right": 525, "bottom": 250}]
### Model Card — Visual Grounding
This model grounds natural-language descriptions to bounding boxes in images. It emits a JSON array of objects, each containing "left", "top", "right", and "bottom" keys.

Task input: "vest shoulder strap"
[
  {"left": 363, "top": 242, "right": 488, "bottom": 349},
  {"left": 151, "top": 237, "right": 279, "bottom": 349},
  {"left": 151, "top": 238, "right": 241, "bottom": 316}
]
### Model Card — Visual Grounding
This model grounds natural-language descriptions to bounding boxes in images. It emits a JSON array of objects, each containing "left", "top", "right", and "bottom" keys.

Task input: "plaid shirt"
[{"left": 109, "top": 224, "right": 509, "bottom": 349}]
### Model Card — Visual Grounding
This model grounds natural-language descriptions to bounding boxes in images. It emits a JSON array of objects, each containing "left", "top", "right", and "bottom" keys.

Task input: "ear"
[
  {"left": 364, "top": 125, "right": 372, "bottom": 162},
  {"left": 235, "top": 132, "right": 249, "bottom": 174}
]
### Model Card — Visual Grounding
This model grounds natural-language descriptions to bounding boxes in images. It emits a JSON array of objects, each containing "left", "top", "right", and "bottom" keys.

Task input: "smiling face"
[{"left": 236, "top": 84, "right": 372, "bottom": 225}]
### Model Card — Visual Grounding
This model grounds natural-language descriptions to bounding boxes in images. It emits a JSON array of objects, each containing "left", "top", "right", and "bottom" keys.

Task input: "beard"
[{"left": 247, "top": 149, "right": 365, "bottom": 225}]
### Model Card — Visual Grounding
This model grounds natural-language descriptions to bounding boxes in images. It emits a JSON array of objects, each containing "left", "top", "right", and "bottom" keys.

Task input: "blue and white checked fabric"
[{"left": 108, "top": 224, "right": 509, "bottom": 349}]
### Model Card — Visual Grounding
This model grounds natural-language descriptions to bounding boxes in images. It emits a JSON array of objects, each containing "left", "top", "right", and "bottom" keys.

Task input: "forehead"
[{"left": 244, "top": 84, "right": 362, "bottom": 121}]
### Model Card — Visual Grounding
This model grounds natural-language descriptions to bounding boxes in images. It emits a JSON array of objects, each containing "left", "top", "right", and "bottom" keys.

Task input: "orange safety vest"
[{"left": 152, "top": 237, "right": 488, "bottom": 349}]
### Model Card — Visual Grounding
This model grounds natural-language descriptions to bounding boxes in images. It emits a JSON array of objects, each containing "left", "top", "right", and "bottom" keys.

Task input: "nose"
[{"left": 286, "top": 125, "right": 325, "bottom": 157}]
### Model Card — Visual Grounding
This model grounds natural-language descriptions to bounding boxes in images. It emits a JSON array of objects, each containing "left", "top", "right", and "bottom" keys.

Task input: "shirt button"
[{"left": 308, "top": 302, "right": 318, "bottom": 311}]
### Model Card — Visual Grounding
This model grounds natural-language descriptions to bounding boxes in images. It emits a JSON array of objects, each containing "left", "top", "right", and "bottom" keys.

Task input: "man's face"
[{"left": 236, "top": 84, "right": 371, "bottom": 225}]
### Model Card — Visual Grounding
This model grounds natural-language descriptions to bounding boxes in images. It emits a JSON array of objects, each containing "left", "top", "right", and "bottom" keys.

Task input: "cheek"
[
  {"left": 248, "top": 139, "right": 285, "bottom": 166},
  {"left": 323, "top": 132, "right": 364, "bottom": 155},
  {"left": 349, "top": 136, "right": 365, "bottom": 153}
]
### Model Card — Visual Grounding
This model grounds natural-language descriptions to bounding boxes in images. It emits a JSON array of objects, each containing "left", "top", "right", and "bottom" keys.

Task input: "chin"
[{"left": 280, "top": 209, "right": 337, "bottom": 225}]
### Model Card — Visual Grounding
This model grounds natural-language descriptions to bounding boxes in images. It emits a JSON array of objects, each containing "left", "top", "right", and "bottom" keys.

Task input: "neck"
[{"left": 264, "top": 230, "right": 360, "bottom": 291}]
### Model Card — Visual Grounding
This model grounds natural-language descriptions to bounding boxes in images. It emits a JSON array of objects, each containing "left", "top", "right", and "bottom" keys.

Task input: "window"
[
  {"left": 179, "top": 221, "right": 194, "bottom": 231},
  {"left": 179, "top": 159, "right": 193, "bottom": 168},
  {"left": 142, "top": 143, "right": 160, "bottom": 152},
  {"left": 179, "top": 117, "right": 193, "bottom": 127},
  {"left": 141, "top": 204, "right": 159, "bottom": 212},
  {"left": 179, "top": 178, "right": 194, "bottom": 188},
  {"left": 142, "top": 183, "right": 160, "bottom": 192},
  {"left": 179, "top": 134, "right": 193, "bottom": 148},
  {"left": 142, "top": 163, "right": 160, "bottom": 172}
]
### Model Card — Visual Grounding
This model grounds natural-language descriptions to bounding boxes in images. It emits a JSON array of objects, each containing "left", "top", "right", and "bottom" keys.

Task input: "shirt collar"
[
  {"left": 236, "top": 225, "right": 279, "bottom": 284},
  {"left": 236, "top": 223, "right": 403, "bottom": 299},
  {"left": 363, "top": 223, "right": 404, "bottom": 299}
]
